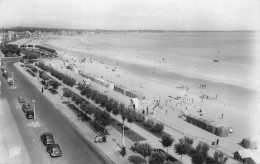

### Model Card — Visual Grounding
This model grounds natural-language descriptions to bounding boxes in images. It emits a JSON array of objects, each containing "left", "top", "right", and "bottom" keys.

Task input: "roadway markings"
[
  {"left": 13, "top": 98, "right": 21, "bottom": 110},
  {"left": 9, "top": 86, "right": 17, "bottom": 89},
  {"left": 27, "top": 121, "right": 41, "bottom": 127},
  {"left": 9, "top": 145, "right": 21, "bottom": 158}
]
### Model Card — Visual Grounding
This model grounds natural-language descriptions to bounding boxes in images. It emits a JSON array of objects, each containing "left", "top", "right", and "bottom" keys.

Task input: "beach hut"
[
  {"left": 93, "top": 77, "right": 107, "bottom": 86},
  {"left": 130, "top": 98, "right": 139, "bottom": 109},
  {"left": 106, "top": 82, "right": 114, "bottom": 89},
  {"left": 188, "top": 115, "right": 195, "bottom": 125},
  {"left": 210, "top": 122, "right": 218, "bottom": 135},
  {"left": 114, "top": 85, "right": 128, "bottom": 95},
  {"left": 234, "top": 149, "right": 257, "bottom": 164},
  {"left": 242, "top": 137, "right": 259, "bottom": 150},
  {"left": 186, "top": 114, "right": 192, "bottom": 123},
  {"left": 204, "top": 119, "right": 215, "bottom": 132},
  {"left": 192, "top": 115, "right": 200, "bottom": 127},
  {"left": 215, "top": 124, "right": 229, "bottom": 137},
  {"left": 125, "top": 90, "right": 144, "bottom": 100},
  {"left": 197, "top": 117, "right": 207, "bottom": 130}
]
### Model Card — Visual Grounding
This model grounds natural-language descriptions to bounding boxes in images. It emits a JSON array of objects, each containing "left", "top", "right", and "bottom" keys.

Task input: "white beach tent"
[{"left": 130, "top": 98, "right": 139, "bottom": 110}]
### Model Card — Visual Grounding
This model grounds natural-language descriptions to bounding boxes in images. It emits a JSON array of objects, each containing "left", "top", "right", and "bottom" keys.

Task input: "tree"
[
  {"left": 196, "top": 141, "right": 209, "bottom": 157},
  {"left": 134, "top": 143, "right": 152, "bottom": 164},
  {"left": 174, "top": 142, "right": 186, "bottom": 161},
  {"left": 112, "top": 108, "right": 119, "bottom": 116},
  {"left": 191, "top": 141, "right": 209, "bottom": 164},
  {"left": 63, "top": 89, "right": 72, "bottom": 101},
  {"left": 94, "top": 111, "right": 111, "bottom": 133},
  {"left": 178, "top": 137, "right": 193, "bottom": 155},
  {"left": 105, "top": 98, "right": 113, "bottom": 113},
  {"left": 161, "top": 135, "right": 174, "bottom": 156},
  {"left": 48, "top": 79, "right": 60, "bottom": 89},
  {"left": 213, "top": 151, "right": 228, "bottom": 164},
  {"left": 127, "top": 114, "right": 135, "bottom": 129},
  {"left": 191, "top": 153, "right": 205, "bottom": 164},
  {"left": 149, "top": 150, "right": 167, "bottom": 164}
]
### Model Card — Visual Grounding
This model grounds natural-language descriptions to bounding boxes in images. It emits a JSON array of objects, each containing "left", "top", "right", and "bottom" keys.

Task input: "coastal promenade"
[{"left": 44, "top": 59, "right": 240, "bottom": 164}]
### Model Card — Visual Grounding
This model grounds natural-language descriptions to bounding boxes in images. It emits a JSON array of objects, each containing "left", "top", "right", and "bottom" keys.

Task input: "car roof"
[
  {"left": 27, "top": 110, "right": 34, "bottom": 113},
  {"left": 19, "top": 96, "right": 24, "bottom": 98},
  {"left": 49, "top": 144, "right": 60, "bottom": 148},
  {"left": 23, "top": 103, "right": 30, "bottom": 105},
  {"left": 43, "top": 132, "right": 53, "bottom": 136}
]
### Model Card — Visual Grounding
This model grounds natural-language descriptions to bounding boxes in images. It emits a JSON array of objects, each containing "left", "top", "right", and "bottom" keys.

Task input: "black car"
[
  {"left": 18, "top": 96, "right": 26, "bottom": 103},
  {"left": 25, "top": 110, "right": 34, "bottom": 119},
  {"left": 46, "top": 144, "right": 62, "bottom": 157},
  {"left": 41, "top": 132, "right": 55, "bottom": 145},
  {"left": 22, "top": 103, "right": 31, "bottom": 112}
]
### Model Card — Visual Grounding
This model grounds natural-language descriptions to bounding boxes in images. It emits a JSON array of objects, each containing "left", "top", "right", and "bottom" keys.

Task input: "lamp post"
[
  {"left": 12, "top": 72, "right": 14, "bottom": 86},
  {"left": 122, "top": 120, "right": 125, "bottom": 147},
  {"left": 32, "top": 99, "right": 36, "bottom": 119}
]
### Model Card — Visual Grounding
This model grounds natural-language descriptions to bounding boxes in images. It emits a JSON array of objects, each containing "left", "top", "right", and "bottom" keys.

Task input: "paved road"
[{"left": 0, "top": 58, "right": 113, "bottom": 164}]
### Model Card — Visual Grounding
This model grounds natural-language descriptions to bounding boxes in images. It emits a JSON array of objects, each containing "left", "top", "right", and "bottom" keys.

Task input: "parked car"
[
  {"left": 25, "top": 110, "right": 34, "bottom": 119},
  {"left": 41, "top": 132, "right": 55, "bottom": 145},
  {"left": 18, "top": 96, "right": 25, "bottom": 103},
  {"left": 22, "top": 103, "right": 31, "bottom": 112},
  {"left": 46, "top": 144, "right": 62, "bottom": 157}
]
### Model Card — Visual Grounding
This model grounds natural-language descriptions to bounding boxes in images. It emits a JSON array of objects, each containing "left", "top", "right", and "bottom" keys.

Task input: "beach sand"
[{"left": 12, "top": 33, "right": 260, "bottom": 151}]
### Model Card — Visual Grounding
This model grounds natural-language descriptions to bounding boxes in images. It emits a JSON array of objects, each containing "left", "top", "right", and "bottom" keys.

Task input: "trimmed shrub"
[
  {"left": 152, "top": 122, "right": 164, "bottom": 133},
  {"left": 134, "top": 112, "right": 145, "bottom": 123},
  {"left": 143, "top": 118, "right": 154, "bottom": 128}
]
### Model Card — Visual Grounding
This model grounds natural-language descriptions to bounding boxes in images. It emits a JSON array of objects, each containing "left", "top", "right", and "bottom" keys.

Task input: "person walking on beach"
[
  {"left": 42, "top": 87, "right": 44, "bottom": 93},
  {"left": 216, "top": 139, "right": 219, "bottom": 146},
  {"left": 221, "top": 113, "right": 224, "bottom": 119}
]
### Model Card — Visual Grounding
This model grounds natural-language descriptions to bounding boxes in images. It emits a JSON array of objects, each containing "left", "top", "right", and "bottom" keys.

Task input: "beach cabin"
[
  {"left": 204, "top": 119, "right": 215, "bottom": 132},
  {"left": 93, "top": 77, "right": 107, "bottom": 87},
  {"left": 80, "top": 72, "right": 94, "bottom": 81},
  {"left": 234, "top": 149, "right": 260, "bottom": 164},
  {"left": 83, "top": 78, "right": 91, "bottom": 86},
  {"left": 106, "top": 82, "right": 114, "bottom": 89},
  {"left": 242, "top": 137, "right": 259, "bottom": 150},
  {"left": 114, "top": 85, "right": 128, "bottom": 95},
  {"left": 130, "top": 98, "right": 139, "bottom": 109},
  {"left": 215, "top": 124, "right": 229, "bottom": 137},
  {"left": 125, "top": 90, "right": 144, "bottom": 100}
]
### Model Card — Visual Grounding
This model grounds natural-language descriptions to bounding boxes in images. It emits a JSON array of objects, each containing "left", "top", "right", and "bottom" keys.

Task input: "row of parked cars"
[
  {"left": 19, "top": 96, "right": 34, "bottom": 119},
  {"left": 41, "top": 132, "right": 62, "bottom": 157},
  {"left": 18, "top": 96, "right": 62, "bottom": 157}
]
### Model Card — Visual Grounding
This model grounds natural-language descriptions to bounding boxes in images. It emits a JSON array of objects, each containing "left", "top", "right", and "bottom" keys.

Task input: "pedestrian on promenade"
[
  {"left": 216, "top": 139, "right": 219, "bottom": 145},
  {"left": 94, "top": 136, "right": 98, "bottom": 143},
  {"left": 42, "top": 87, "right": 43, "bottom": 93}
]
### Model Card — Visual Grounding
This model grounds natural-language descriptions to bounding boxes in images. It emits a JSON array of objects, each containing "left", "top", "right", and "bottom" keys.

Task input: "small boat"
[{"left": 213, "top": 59, "right": 219, "bottom": 62}]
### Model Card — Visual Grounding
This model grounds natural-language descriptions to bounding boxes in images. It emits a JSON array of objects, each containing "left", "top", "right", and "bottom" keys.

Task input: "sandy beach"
[{"left": 13, "top": 33, "right": 260, "bottom": 151}]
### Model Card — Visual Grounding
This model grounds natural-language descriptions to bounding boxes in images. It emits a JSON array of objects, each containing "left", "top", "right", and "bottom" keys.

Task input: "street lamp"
[
  {"left": 12, "top": 72, "right": 14, "bottom": 86},
  {"left": 32, "top": 99, "right": 36, "bottom": 119},
  {"left": 122, "top": 120, "right": 125, "bottom": 147}
]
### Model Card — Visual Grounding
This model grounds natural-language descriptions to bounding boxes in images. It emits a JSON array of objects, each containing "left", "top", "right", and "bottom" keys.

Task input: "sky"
[{"left": 0, "top": 0, "right": 259, "bottom": 30}]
